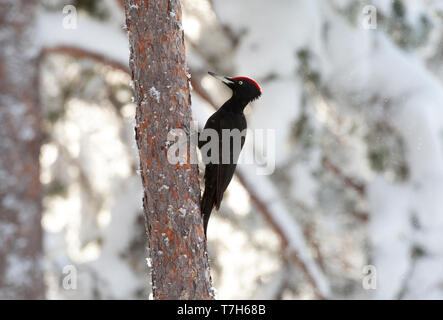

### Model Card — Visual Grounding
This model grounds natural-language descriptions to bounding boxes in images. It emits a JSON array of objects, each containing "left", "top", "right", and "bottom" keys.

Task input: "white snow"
[
  {"left": 36, "top": 11, "right": 129, "bottom": 67},
  {"left": 149, "top": 86, "right": 161, "bottom": 103}
]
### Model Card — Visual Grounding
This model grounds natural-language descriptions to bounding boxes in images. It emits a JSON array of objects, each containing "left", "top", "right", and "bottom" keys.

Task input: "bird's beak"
[{"left": 208, "top": 71, "right": 234, "bottom": 87}]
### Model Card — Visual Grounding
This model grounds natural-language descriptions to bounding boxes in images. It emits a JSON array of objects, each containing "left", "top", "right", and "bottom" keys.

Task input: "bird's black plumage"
[{"left": 199, "top": 72, "right": 261, "bottom": 236}]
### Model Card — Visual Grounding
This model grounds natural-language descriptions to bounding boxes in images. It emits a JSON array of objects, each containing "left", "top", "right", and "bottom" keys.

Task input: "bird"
[{"left": 199, "top": 71, "right": 262, "bottom": 236}]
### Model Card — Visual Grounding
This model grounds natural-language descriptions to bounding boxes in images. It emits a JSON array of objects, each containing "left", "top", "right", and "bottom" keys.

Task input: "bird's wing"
[
  {"left": 199, "top": 111, "right": 217, "bottom": 149},
  {"left": 214, "top": 114, "right": 245, "bottom": 208}
]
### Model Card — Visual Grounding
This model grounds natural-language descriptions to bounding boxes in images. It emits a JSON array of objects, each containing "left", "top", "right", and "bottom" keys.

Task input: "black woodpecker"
[{"left": 199, "top": 71, "right": 262, "bottom": 236}]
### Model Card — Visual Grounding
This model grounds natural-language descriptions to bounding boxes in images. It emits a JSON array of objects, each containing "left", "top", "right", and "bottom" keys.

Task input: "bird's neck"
[{"left": 221, "top": 95, "right": 249, "bottom": 113}]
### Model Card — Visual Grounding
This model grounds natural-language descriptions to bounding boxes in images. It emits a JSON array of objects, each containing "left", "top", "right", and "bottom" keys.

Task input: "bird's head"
[{"left": 208, "top": 71, "right": 261, "bottom": 103}]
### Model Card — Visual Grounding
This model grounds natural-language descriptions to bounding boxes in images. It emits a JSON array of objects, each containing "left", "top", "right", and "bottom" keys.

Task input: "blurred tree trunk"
[
  {"left": 0, "top": 0, "right": 44, "bottom": 299},
  {"left": 125, "top": 0, "right": 213, "bottom": 299}
]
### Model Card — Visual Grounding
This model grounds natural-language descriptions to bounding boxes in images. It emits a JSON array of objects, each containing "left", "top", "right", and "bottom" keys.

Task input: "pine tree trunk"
[
  {"left": 124, "top": 0, "right": 213, "bottom": 299},
  {"left": 0, "top": 0, "right": 44, "bottom": 299}
]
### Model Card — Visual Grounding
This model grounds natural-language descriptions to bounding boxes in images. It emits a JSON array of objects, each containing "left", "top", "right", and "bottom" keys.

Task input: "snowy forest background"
[{"left": 1, "top": 0, "right": 443, "bottom": 299}]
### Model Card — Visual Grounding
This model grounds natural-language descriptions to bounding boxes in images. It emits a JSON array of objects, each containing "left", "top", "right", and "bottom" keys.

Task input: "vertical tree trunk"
[
  {"left": 0, "top": 0, "right": 44, "bottom": 299},
  {"left": 125, "top": 0, "right": 213, "bottom": 299}
]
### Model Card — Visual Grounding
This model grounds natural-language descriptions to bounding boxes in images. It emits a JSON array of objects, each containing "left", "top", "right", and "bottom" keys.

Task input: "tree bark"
[
  {"left": 124, "top": 0, "right": 213, "bottom": 299},
  {"left": 0, "top": 0, "right": 44, "bottom": 299}
]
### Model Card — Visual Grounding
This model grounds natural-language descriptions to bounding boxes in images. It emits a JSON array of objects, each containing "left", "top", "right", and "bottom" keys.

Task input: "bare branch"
[
  {"left": 0, "top": 0, "right": 44, "bottom": 299},
  {"left": 41, "top": 46, "right": 129, "bottom": 73},
  {"left": 321, "top": 156, "right": 366, "bottom": 198}
]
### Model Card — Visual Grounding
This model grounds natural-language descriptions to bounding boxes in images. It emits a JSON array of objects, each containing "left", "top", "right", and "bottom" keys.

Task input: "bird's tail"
[{"left": 201, "top": 186, "right": 215, "bottom": 237}]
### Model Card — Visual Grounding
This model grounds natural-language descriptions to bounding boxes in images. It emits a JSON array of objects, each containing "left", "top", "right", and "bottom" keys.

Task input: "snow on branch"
[
  {"left": 319, "top": 1, "right": 443, "bottom": 299},
  {"left": 36, "top": 10, "right": 129, "bottom": 68}
]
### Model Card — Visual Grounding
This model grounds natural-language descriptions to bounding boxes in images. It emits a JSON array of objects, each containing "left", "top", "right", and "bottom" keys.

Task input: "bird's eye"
[{"left": 239, "top": 81, "right": 243, "bottom": 85}]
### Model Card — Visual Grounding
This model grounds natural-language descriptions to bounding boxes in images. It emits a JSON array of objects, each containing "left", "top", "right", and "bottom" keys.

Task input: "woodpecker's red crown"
[
  {"left": 208, "top": 71, "right": 262, "bottom": 103},
  {"left": 231, "top": 77, "right": 262, "bottom": 93}
]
